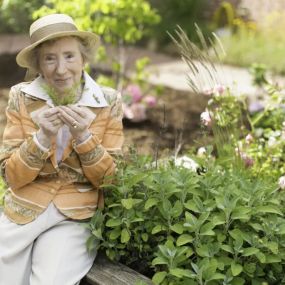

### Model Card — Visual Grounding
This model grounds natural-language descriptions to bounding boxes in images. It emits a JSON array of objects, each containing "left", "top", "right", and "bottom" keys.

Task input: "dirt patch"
[{"left": 123, "top": 86, "right": 208, "bottom": 155}]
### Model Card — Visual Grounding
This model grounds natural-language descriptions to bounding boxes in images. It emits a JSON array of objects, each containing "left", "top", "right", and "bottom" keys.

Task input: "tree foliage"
[
  {"left": 33, "top": 0, "right": 160, "bottom": 45},
  {"left": 0, "top": 0, "right": 45, "bottom": 33}
]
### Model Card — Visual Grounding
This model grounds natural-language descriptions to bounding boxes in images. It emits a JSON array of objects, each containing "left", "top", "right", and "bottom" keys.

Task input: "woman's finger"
[
  {"left": 68, "top": 105, "right": 86, "bottom": 118},
  {"left": 43, "top": 107, "right": 60, "bottom": 118}
]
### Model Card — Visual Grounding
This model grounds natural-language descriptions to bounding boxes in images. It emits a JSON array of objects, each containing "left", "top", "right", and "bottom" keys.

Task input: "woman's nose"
[{"left": 56, "top": 58, "right": 67, "bottom": 74}]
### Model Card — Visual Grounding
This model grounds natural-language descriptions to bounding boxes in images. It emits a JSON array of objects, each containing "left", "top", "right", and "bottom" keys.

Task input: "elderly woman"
[{"left": 0, "top": 13, "right": 123, "bottom": 285}]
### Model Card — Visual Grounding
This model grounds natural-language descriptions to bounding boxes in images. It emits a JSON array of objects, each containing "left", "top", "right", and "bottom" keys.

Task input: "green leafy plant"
[
  {"left": 87, "top": 152, "right": 285, "bottom": 285},
  {"left": 86, "top": 24, "right": 285, "bottom": 285}
]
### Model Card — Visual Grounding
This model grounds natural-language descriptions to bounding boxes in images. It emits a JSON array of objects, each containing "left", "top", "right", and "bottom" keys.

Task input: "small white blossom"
[
  {"left": 175, "top": 156, "right": 199, "bottom": 171},
  {"left": 245, "top": 134, "right": 254, "bottom": 144},
  {"left": 200, "top": 110, "right": 212, "bottom": 127},
  {"left": 278, "top": 176, "right": 285, "bottom": 189},
  {"left": 268, "top": 136, "right": 277, "bottom": 148},
  {"left": 197, "top": 147, "right": 207, "bottom": 157}
]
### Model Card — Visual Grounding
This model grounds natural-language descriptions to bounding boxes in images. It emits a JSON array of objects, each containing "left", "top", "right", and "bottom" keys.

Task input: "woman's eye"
[
  {"left": 66, "top": 53, "right": 74, "bottom": 60},
  {"left": 44, "top": 56, "right": 55, "bottom": 62}
]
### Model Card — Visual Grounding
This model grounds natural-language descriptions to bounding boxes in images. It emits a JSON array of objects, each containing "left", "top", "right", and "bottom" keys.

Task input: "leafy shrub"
[
  {"left": 86, "top": 26, "right": 285, "bottom": 285},
  {"left": 88, "top": 152, "right": 285, "bottom": 284},
  {"left": 147, "top": 0, "right": 212, "bottom": 50}
]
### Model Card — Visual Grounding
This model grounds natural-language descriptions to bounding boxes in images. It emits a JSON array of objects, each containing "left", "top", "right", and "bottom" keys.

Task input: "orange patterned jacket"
[{"left": 0, "top": 72, "right": 124, "bottom": 224}]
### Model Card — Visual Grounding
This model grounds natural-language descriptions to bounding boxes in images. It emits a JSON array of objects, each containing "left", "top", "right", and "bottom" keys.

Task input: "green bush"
[
  {"left": 147, "top": 0, "right": 212, "bottom": 51},
  {"left": 87, "top": 153, "right": 285, "bottom": 284},
  {"left": 0, "top": 0, "right": 45, "bottom": 33}
]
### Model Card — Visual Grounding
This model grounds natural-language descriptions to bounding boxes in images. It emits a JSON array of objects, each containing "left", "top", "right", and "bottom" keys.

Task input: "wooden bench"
[{"left": 0, "top": 207, "right": 153, "bottom": 285}]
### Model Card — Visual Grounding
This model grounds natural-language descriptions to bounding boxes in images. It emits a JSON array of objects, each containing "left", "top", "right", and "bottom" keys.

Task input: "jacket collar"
[{"left": 21, "top": 71, "right": 109, "bottom": 108}]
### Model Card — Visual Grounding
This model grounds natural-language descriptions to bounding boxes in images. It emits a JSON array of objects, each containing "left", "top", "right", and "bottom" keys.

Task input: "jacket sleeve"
[
  {"left": 73, "top": 91, "right": 124, "bottom": 187},
  {"left": 0, "top": 86, "right": 52, "bottom": 190}
]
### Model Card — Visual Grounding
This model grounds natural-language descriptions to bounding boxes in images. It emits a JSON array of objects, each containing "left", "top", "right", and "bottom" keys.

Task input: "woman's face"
[{"left": 38, "top": 37, "right": 84, "bottom": 95}]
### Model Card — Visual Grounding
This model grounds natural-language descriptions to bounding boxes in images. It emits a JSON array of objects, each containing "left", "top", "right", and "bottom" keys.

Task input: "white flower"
[
  {"left": 278, "top": 176, "right": 285, "bottom": 189},
  {"left": 200, "top": 110, "right": 212, "bottom": 127},
  {"left": 197, "top": 147, "right": 207, "bottom": 157},
  {"left": 268, "top": 136, "right": 277, "bottom": 148},
  {"left": 175, "top": 155, "right": 199, "bottom": 171},
  {"left": 245, "top": 134, "right": 254, "bottom": 144}
]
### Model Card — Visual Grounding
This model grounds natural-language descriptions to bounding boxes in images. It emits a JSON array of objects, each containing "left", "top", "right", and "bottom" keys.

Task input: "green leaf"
[
  {"left": 152, "top": 257, "right": 168, "bottom": 266},
  {"left": 121, "top": 228, "right": 130, "bottom": 243},
  {"left": 169, "top": 268, "right": 194, "bottom": 278},
  {"left": 145, "top": 198, "right": 159, "bottom": 210},
  {"left": 200, "top": 222, "right": 215, "bottom": 235},
  {"left": 141, "top": 233, "right": 148, "bottom": 242},
  {"left": 152, "top": 225, "right": 167, "bottom": 234},
  {"left": 184, "top": 200, "right": 199, "bottom": 212},
  {"left": 265, "top": 254, "right": 281, "bottom": 263},
  {"left": 177, "top": 234, "right": 194, "bottom": 246},
  {"left": 152, "top": 271, "right": 167, "bottom": 285},
  {"left": 231, "top": 262, "right": 243, "bottom": 276},
  {"left": 231, "top": 277, "right": 245, "bottom": 285},
  {"left": 256, "top": 252, "right": 266, "bottom": 263},
  {"left": 231, "top": 206, "right": 251, "bottom": 220},
  {"left": 212, "top": 213, "right": 226, "bottom": 225},
  {"left": 203, "top": 260, "right": 218, "bottom": 280},
  {"left": 121, "top": 198, "right": 142, "bottom": 209},
  {"left": 106, "top": 218, "right": 122, "bottom": 227},
  {"left": 242, "top": 247, "right": 259, "bottom": 257},
  {"left": 170, "top": 223, "right": 184, "bottom": 234},
  {"left": 91, "top": 228, "right": 102, "bottom": 239},
  {"left": 255, "top": 205, "right": 283, "bottom": 215},
  {"left": 172, "top": 200, "right": 183, "bottom": 217},
  {"left": 267, "top": 241, "right": 278, "bottom": 254},
  {"left": 209, "top": 273, "right": 225, "bottom": 281},
  {"left": 109, "top": 227, "right": 121, "bottom": 240},
  {"left": 221, "top": 244, "right": 234, "bottom": 254},
  {"left": 196, "top": 245, "right": 210, "bottom": 257}
]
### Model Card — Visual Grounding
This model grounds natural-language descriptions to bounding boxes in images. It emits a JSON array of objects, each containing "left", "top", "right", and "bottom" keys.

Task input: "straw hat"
[{"left": 16, "top": 13, "right": 100, "bottom": 73}]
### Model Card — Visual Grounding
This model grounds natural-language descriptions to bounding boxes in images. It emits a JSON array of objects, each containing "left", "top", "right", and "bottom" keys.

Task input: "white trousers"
[{"left": 0, "top": 203, "right": 97, "bottom": 285}]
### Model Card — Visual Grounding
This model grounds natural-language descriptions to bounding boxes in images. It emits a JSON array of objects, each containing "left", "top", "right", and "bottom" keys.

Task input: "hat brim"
[{"left": 16, "top": 30, "right": 100, "bottom": 71}]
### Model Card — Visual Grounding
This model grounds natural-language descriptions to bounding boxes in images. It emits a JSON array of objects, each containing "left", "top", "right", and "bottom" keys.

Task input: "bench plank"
[{"left": 85, "top": 253, "right": 153, "bottom": 285}]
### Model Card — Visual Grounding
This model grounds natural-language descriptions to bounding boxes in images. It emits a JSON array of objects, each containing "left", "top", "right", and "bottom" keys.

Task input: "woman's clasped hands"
[{"left": 37, "top": 105, "right": 94, "bottom": 148}]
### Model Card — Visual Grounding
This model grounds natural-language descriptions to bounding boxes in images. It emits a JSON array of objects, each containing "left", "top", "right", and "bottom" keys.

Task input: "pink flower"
[
  {"left": 245, "top": 134, "right": 254, "bottom": 144},
  {"left": 123, "top": 103, "right": 147, "bottom": 122},
  {"left": 203, "top": 84, "right": 226, "bottom": 96},
  {"left": 214, "top": 84, "right": 225, "bottom": 95},
  {"left": 200, "top": 110, "right": 212, "bottom": 127},
  {"left": 143, "top": 95, "right": 157, "bottom": 107},
  {"left": 126, "top": 84, "right": 142, "bottom": 103},
  {"left": 278, "top": 176, "right": 285, "bottom": 190},
  {"left": 240, "top": 152, "right": 254, "bottom": 167}
]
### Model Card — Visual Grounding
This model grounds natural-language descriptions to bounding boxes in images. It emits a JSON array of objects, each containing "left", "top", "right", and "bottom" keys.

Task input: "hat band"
[{"left": 30, "top": 22, "right": 77, "bottom": 44}]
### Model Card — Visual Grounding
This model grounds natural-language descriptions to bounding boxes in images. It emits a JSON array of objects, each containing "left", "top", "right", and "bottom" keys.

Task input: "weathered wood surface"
[
  {"left": 0, "top": 207, "right": 153, "bottom": 285},
  {"left": 85, "top": 252, "right": 153, "bottom": 285}
]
